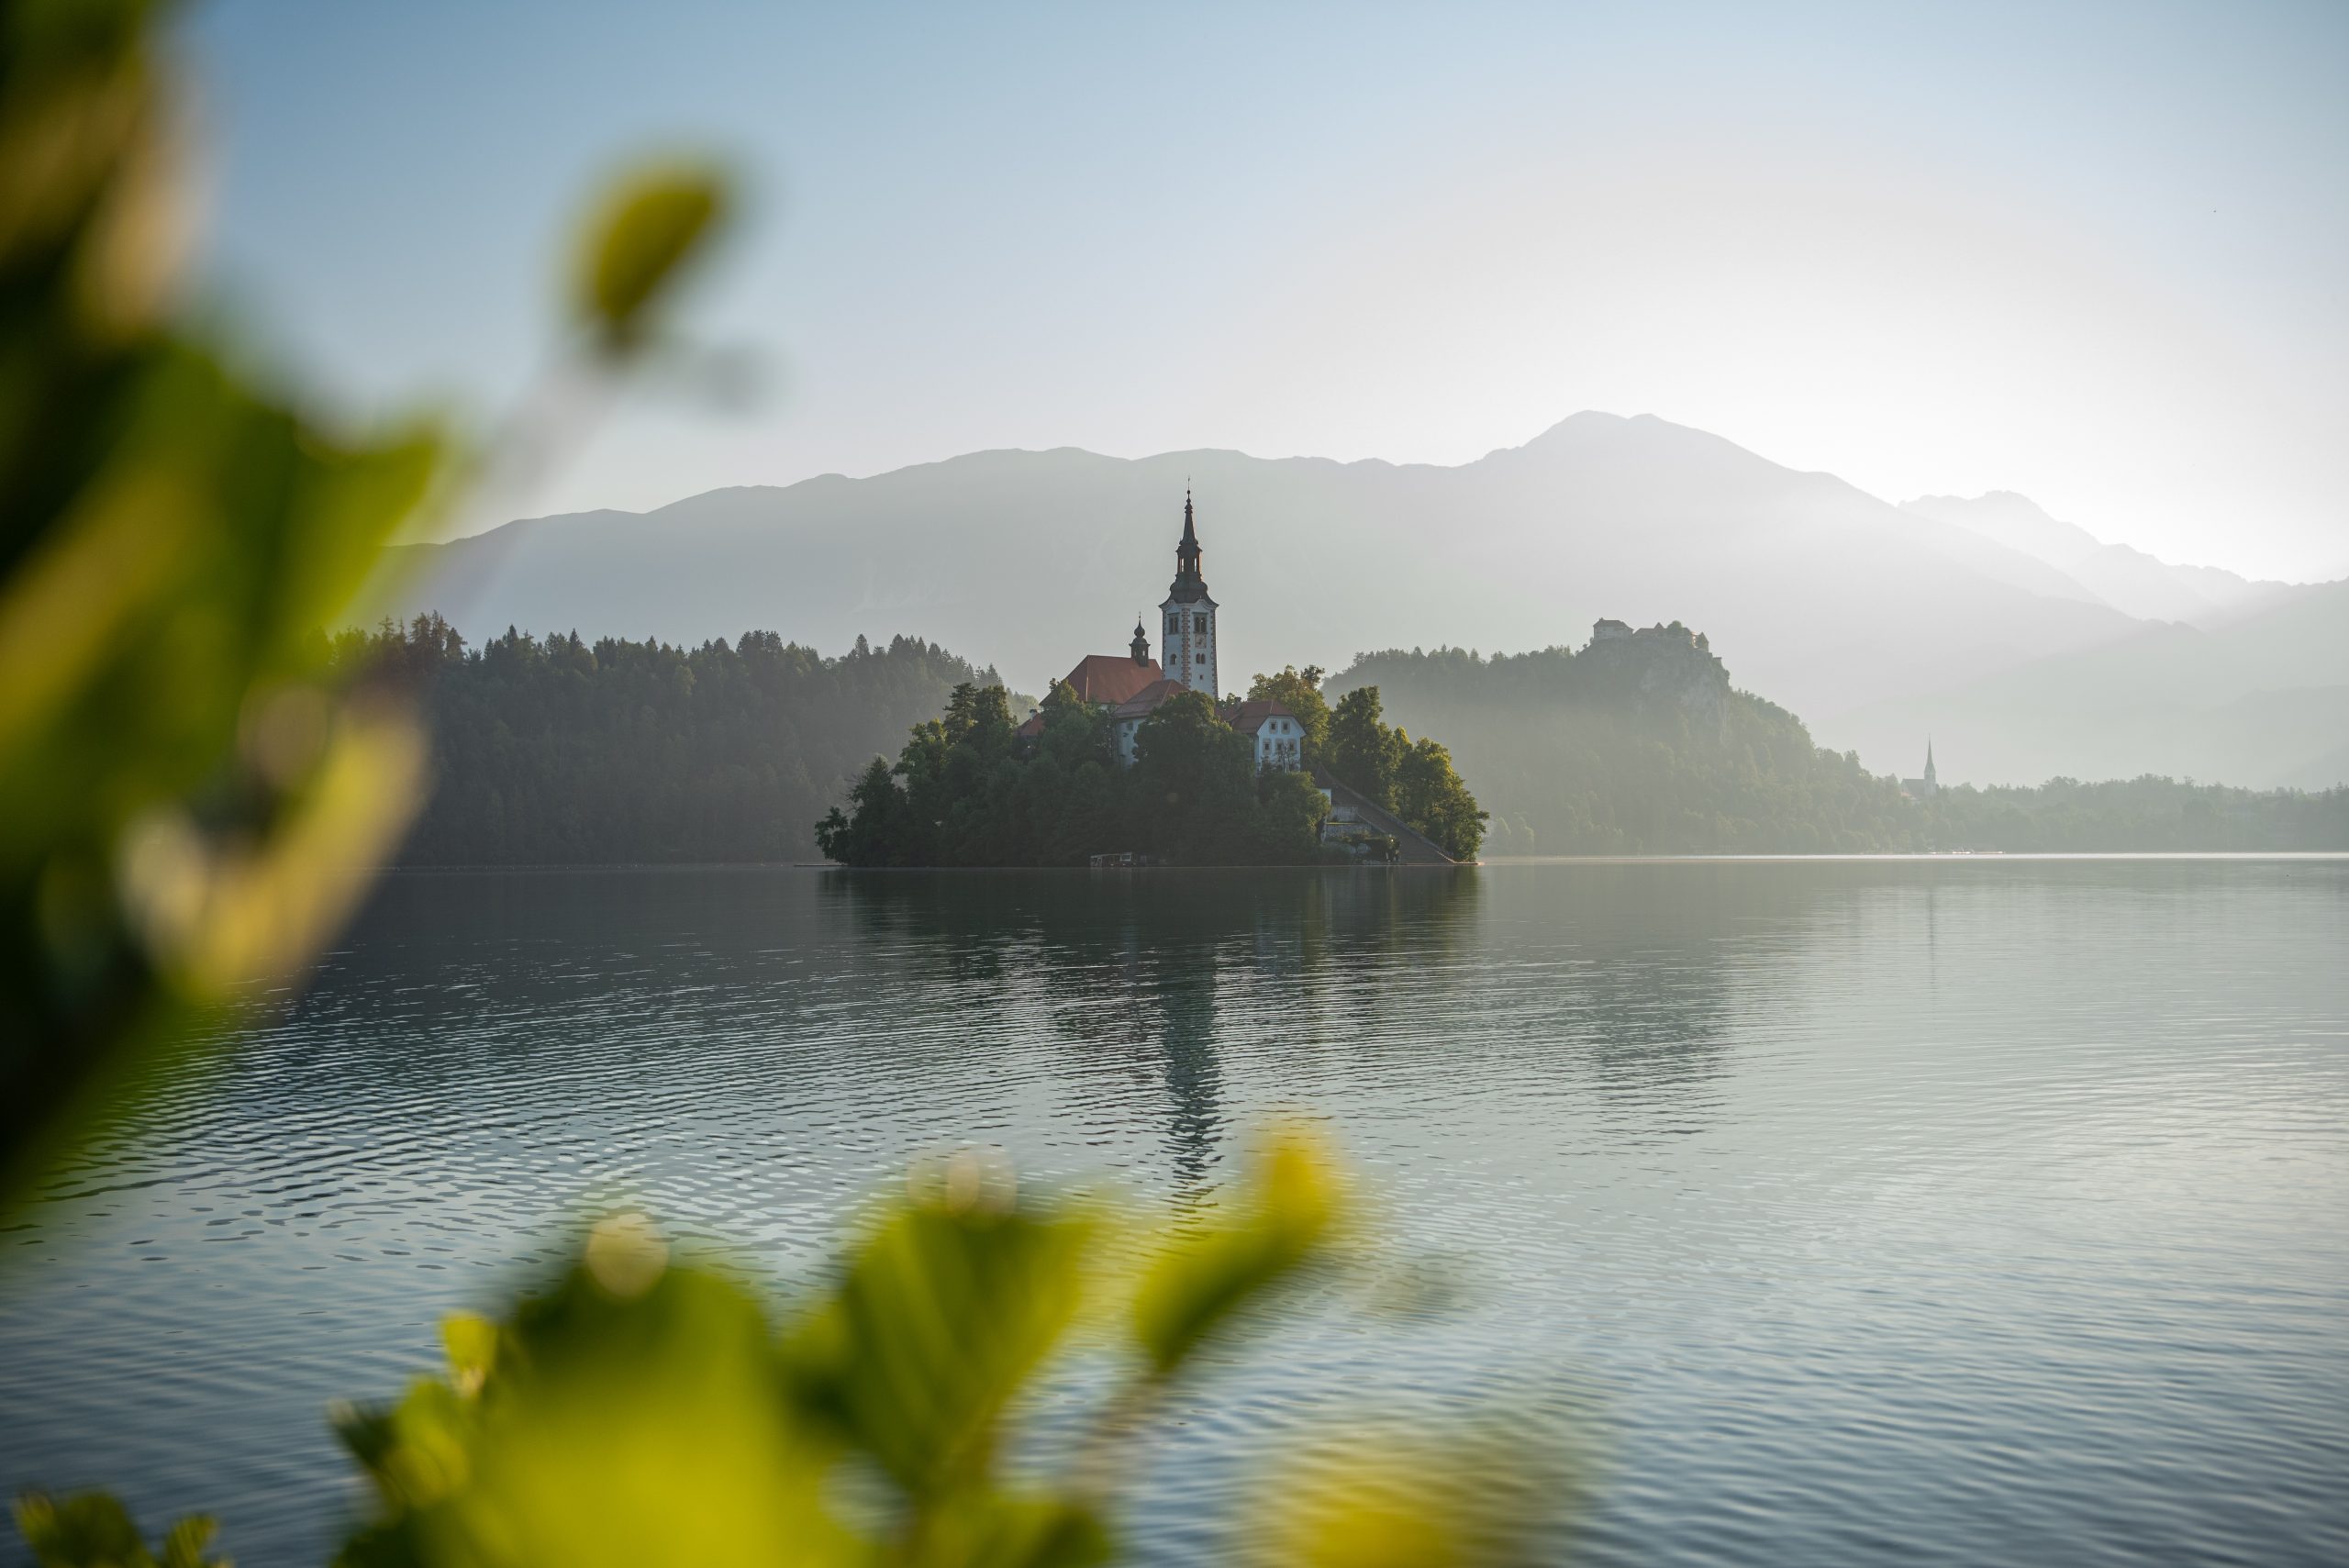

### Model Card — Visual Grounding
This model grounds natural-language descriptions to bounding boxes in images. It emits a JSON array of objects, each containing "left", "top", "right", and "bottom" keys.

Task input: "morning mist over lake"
[{"left": 3, "top": 5, "right": 2343, "bottom": 1568}]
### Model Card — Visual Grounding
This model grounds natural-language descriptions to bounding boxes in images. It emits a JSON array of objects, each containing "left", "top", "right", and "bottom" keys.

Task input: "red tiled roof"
[
  {"left": 1219, "top": 697, "right": 1296, "bottom": 734},
  {"left": 1014, "top": 713, "right": 1045, "bottom": 739},
  {"left": 1109, "top": 677, "right": 1192, "bottom": 720},
  {"left": 1060, "top": 653, "right": 1163, "bottom": 706}
]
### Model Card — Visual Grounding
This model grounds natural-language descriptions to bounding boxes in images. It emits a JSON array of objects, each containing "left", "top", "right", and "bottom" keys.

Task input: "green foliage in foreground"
[
  {"left": 0, "top": 0, "right": 731, "bottom": 1210},
  {"left": 818, "top": 683, "right": 1332, "bottom": 866},
  {"left": 20, "top": 1132, "right": 1572, "bottom": 1568},
  {"left": 13, "top": 1494, "right": 225, "bottom": 1568},
  {"left": 3, "top": 8, "right": 1574, "bottom": 1568},
  {"left": 0, "top": 0, "right": 434, "bottom": 1205},
  {"left": 324, "top": 617, "right": 1007, "bottom": 864}
]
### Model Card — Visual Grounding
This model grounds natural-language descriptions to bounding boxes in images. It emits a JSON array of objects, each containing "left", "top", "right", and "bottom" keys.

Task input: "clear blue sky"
[{"left": 185, "top": 0, "right": 2349, "bottom": 579}]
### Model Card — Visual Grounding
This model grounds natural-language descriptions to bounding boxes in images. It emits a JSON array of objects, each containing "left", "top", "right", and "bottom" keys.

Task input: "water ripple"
[{"left": 1, "top": 861, "right": 2344, "bottom": 1566}]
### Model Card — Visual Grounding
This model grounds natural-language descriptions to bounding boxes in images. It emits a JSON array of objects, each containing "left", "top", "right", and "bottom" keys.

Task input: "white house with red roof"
[{"left": 1019, "top": 494, "right": 1304, "bottom": 773}]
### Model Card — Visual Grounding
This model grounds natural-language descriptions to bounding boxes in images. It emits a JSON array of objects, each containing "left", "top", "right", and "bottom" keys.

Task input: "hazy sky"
[{"left": 187, "top": 1, "right": 2349, "bottom": 580}]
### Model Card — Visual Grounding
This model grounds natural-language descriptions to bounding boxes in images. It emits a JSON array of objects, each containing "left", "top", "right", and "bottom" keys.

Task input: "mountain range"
[
  {"left": 1898, "top": 491, "right": 2302, "bottom": 628},
  {"left": 372, "top": 413, "right": 2347, "bottom": 789}
]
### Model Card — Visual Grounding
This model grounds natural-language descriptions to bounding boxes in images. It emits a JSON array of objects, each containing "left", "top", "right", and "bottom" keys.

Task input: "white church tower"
[{"left": 1160, "top": 490, "right": 1219, "bottom": 695}]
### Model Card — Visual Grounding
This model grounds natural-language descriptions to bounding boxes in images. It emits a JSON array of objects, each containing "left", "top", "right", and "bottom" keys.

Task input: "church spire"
[
  {"left": 1169, "top": 488, "right": 1208, "bottom": 602},
  {"left": 1131, "top": 615, "right": 1151, "bottom": 665}
]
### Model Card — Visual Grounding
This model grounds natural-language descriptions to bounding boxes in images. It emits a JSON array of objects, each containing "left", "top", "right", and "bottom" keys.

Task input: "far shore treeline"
[
  {"left": 328, "top": 617, "right": 1002, "bottom": 864},
  {"left": 339, "top": 616, "right": 2347, "bottom": 865},
  {"left": 1340, "top": 636, "right": 2349, "bottom": 854}
]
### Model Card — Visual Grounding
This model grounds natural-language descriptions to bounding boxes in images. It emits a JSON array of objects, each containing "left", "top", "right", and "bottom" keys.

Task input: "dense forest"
[
  {"left": 339, "top": 614, "right": 2343, "bottom": 865},
  {"left": 1333, "top": 630, "right": 1911, "bottom": 854},
  {"left": 1925, "top": 774, "right": 2349, "bottom": 852},
  {"left": 1245, "top": 668, "right": 1488, "bottom": 860},
  {"left": 329, "top": 616, "right": 1010, "bottom": 863},
  {"left": 816, "top": 681, "right": 1335, "bottom": 865},
  {"left": 1336, "top": 630, "right": 2349, "bottom": 854}
]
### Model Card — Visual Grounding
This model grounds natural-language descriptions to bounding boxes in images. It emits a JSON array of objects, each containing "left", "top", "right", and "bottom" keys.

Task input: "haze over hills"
[
  {"left": 373, "top": 412, "right": 2346, "bottom": 788},
  {"left": 1836, "top": 575, "right": 2349, "bottom": 790},
  {"left": 1901, "top": 492, "right": 2301, "bottom": 628}
]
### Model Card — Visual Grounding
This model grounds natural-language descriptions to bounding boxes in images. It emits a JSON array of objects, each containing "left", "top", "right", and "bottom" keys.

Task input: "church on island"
[{"left": 1017, "top": 492, "right": 1307, "bottom": 772}]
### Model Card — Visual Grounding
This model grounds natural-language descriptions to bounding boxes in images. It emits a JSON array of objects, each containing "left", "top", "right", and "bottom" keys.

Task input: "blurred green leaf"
[
  {"left": 13, "top": 1491, "right": 226, "bottom": 1568},
  {"left": 1132, "top": 1124, "right": 1344, "bottom": 1377},
  {"left": 336, "top": 1251, "right": 852, "bottom": 1568},
  {"left": 0, "top": 0, "right": 454, "bottom": 1214},
  {"left": 440, "top": 1313, "right": 497, "bottom": 1396},
  {"left": 910, "top": 1489, "right": 1110, "bottom": 1568},
  {"left": 572, "top": 163, "right": 729, "bottom": 350},
  {"left": 1242, "top": 1418, "right": 1586, "bottom": 1568},
  {"left": 783, "top": 1169, "right": 1097, "bottom": 1502}
]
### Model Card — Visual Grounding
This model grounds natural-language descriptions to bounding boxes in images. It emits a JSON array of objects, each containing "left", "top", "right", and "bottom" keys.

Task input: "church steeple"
[
  {"left": 1924, "top": 739, "right": 1937, "bottom": 788},
  {"left": 1130, "top": 617, "right": 1151, "bottom": 665},
  {"left": 1159, "top": 488, "right": 1219, "bottom": 695},
  {"left": 1169, "top": 488, "right": 1207, "bottom": 602}
]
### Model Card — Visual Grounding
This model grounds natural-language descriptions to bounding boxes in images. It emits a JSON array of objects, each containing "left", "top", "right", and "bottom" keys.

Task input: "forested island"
[
  {"left": 813, "top": 666, "right": 1486, "bottom": 866},
  {"left": 340, "top": 614, "right": 2345, "bottom": 865}
]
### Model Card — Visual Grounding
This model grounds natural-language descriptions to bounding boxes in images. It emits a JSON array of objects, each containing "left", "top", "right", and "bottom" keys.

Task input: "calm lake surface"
[{"left": 4, "top": 860, "right": 2346, "bottom": 1566}]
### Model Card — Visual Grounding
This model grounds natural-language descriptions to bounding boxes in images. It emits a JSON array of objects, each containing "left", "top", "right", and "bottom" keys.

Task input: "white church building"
[{"left": 1017, "top": 492, "right": 1305, "bottom": 771}]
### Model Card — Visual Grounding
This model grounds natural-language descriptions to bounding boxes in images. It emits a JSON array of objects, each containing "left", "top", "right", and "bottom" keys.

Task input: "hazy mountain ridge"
[
  {"left": 1834, "top": 576, "right": 2349, "bottom": 789},
  {"left": 373, "top": 412, "right": 2343, "bottom": 786},
  {"left": 1901, "top": 492, "right": 2301, "bottom": 628}
]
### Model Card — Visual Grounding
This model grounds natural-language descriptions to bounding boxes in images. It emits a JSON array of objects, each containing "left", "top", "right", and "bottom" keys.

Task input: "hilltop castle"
[{"left": 1018, "top": 493, "right": 1305, "bottom": 771}]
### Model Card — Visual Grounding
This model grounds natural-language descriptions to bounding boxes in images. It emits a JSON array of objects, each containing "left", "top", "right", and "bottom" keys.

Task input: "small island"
[{"left": 816, "top": 495, "right": 1486, "bottom": 867}]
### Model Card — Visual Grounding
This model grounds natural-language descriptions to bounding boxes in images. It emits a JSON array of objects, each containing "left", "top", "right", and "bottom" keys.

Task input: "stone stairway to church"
[{"left": 1310, "top": 767, "right": 1464, "bottom": 865}]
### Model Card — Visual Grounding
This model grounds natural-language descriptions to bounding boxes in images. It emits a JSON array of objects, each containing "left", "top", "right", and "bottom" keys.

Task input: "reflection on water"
[
  {"left": 3, "top": 860, "right": 2346, "bottom": 1567},
  {"left": 822, "top": 869, "right": 1487, "bottom": 1190}
]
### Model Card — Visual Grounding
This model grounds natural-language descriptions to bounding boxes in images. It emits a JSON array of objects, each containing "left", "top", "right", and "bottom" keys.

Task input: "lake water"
[{"left": 3, "top": 860, "right": 2346, "bottom": 1566}]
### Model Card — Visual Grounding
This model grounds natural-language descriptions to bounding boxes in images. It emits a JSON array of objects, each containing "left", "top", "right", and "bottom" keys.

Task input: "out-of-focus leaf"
[
  {"left": 12, "top": 1491, "right": 226, "bottom": 1568},
  {"left": 440, "top": 1313, "right": 497, "bottom": 1396},
  {"left": 0, "top": 0, "right": 176, "bottom": 346},
  {"left": 572, "top": 163, "right": 729, "bottom": 350},
  {"left": 157, "top": 1513, "right": 225, "bottom": 1568},
  {"left": 0, "top": 335, "right": 449, "bottom": 1208},
  {"left": 1241, "top": 1424, "right": 1572, "bottom": 1568},
  {"left": 1131, "top": 1124, "right": 1344, "bottom": 1377},
  {"left": 783, "top": 1167, "right": 1096, "bottom": 1501},
  {"left": 123, "top": 696, "right": 426, "bottom": 1000},
  {"left": 912, "top": 1489, "right": 1111, "bottom": 1568},
  {"left": 337, "top": 1255, "right": 854, "bottom": 1568}
]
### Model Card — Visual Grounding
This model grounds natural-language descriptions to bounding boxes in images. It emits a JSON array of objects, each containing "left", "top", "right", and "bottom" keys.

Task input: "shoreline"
[{"left": 368, "top": 851, "right": 2349, "bottom": 874}]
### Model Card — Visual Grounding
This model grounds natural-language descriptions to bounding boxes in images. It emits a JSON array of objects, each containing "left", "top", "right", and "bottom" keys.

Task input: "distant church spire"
[
  {"left": 1925, "top": 738, "right": 1937, "bottom": 785},
  {"left": 1131, "top": 615, "right": 1151, "bottom": 665}
]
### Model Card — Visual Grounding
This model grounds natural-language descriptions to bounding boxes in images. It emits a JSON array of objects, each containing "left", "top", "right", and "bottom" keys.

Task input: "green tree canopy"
[
  {"left": 1319, "top": 685, "right": 1487, "bottom": 860},
  {"left": 818, "top": 685, "right": 1331, "bottom": 866},
  {"left": 1245, "top": 667, "right": 1332, "bottom": 761}
]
